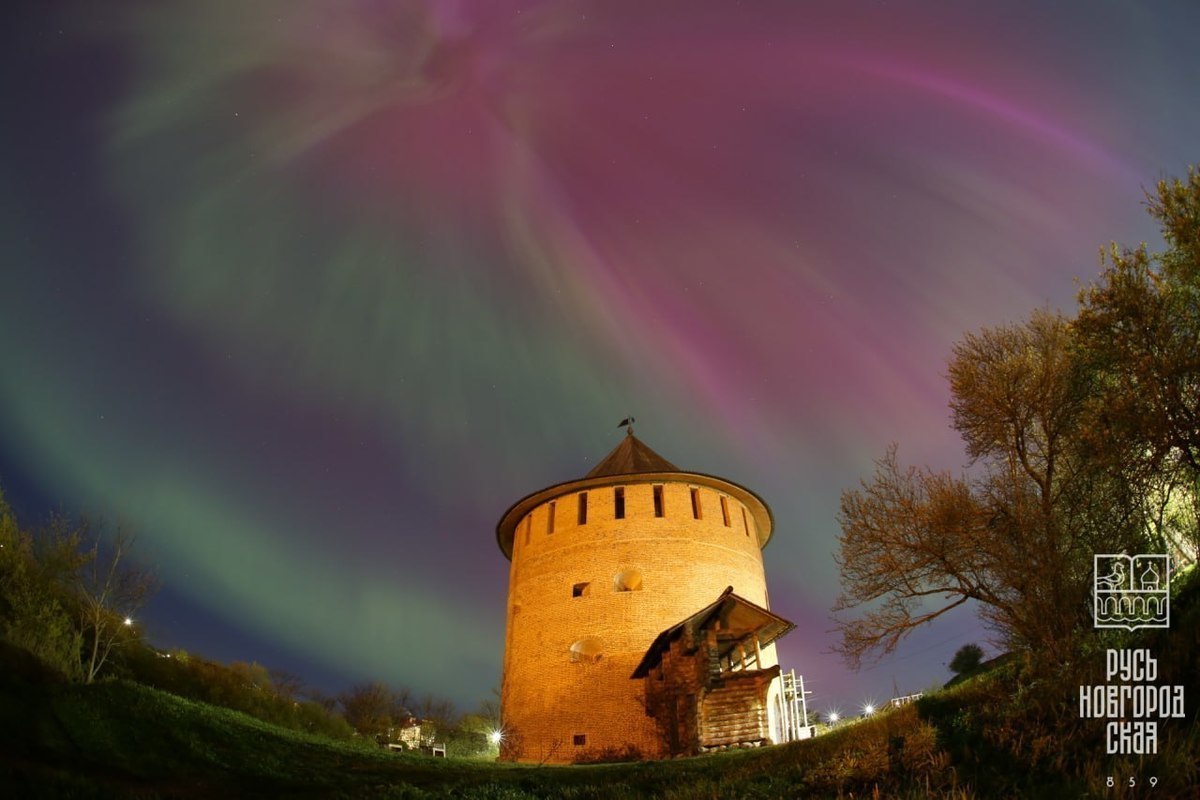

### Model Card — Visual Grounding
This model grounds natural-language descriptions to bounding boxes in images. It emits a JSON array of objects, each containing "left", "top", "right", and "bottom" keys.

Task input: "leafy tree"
[
  {"left": 0, "top": 494, "right": 83, "bottom": 679},
  {"left": 0, "top": 496, "right": 157, "bottom": 683},
  {"left": 835, "top": 170, "right": 1200, "bottom": 671},
  {"left": 294, "top": 699, "right": 355, "bottom": 740},
  {"left": 948, "top": 643, "right": 984, "bottom": 675},
  {"left": 447, "top": 713, "right": 495, "bottom": 758},
  {"left": 1075, "top": 167, "right": 1200, "bottom": 562},
  {"left": 834, "top": 311, "right": 1142, "bottom": 668},
  {"left": 116, "top": 642, "right": 357, "bottom": 740}
]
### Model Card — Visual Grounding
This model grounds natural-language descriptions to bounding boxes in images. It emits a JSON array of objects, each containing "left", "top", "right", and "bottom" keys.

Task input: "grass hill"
[
  {"left": 2, "top": 655, "right": 1195, "bottom": 799},
  {"left": 2, "top": 568, "right": 1197, "bottom": 799}
]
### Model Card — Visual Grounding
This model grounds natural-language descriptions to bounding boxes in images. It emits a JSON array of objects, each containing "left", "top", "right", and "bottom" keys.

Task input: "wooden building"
[{"left": 632, "top": 587, "right": 795, "bottom": 756}]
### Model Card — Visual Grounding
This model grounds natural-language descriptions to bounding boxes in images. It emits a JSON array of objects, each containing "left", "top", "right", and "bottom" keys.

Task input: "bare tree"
[
  {"left": 1, "top": 501, "right": 157, "bottom": 683},
  {"left": 267, "top": 667, "right": 306, "bottom": 701},
  {"left": 414, "top": 694, "right": 460, "bottom": 731},
  {"left": 477, "top": 687, "right": 501, "bottom": 732},
  {"left": 834, "top": 311, "right": 1142, "bottom": 669},
  {"left": 833, "top": 448, "right": 992, "bottom": 668},
  {"left": 339, "top": 681, "right": 402, "bottom": 740},
  {"left": 538, "top": 736, "right": 564, "bottom": 766},
  {"left": 75, "top": 525, "right": 158, "bottom": 683}
]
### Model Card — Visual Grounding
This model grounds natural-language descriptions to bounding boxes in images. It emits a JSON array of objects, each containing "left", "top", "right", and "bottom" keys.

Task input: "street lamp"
[
  {"left": 489, "top": 730, "right": 502, "bottom": 746},
  {"left": 123, "top": 617, "right": 134, "bottom": 627},
  {"left": 863, "top": 704, "right": 875, "bottom": 716}
]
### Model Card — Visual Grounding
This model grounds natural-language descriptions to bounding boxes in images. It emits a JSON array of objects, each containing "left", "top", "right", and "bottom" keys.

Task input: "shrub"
[{"left": 948, "top": 644, "right": 984, "bottom": 676}]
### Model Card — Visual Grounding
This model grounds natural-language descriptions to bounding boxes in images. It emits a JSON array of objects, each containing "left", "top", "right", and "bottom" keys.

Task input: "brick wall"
[{"left": 500, "top": 478, "right": 780, "bottom": 763}]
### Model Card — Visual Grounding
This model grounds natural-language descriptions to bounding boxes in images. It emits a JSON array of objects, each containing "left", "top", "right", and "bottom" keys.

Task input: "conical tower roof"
[
  {"left": 584, "top": 431, "right": 679, "bottom": 478},
  {"left": 495, "top": 430, "right": 774, "bottom": 559}
]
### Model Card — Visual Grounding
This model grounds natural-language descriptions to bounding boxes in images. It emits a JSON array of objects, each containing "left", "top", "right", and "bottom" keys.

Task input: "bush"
[
  {"left": 116, "top": 643, "right": 356, "bottom": 742},
  {"left": 948, "top": 643, "right": 984, "bottom": 675}
]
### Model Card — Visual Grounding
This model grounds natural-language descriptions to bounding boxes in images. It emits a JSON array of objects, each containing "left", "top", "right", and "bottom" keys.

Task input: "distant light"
[
  {"left": 124, "top": 617, "right": 134, "bottom": 626},
  {"left": 828, "top": 712, "right": 839, "bottom": 723},
  {"left": 489, "top": 730, "right": 502, "bottom": 745},
  {"left": 863, "top": 704, "right": 875, "bottom": 716}
]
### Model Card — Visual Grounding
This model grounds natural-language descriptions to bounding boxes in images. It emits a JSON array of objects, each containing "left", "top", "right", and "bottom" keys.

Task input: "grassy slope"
[
  {"left": 2, "top": 569, "right": 1196, "bottom": 799},
  {"left": 4, "top": 665, "right": 1178, "bottom": 800},
  {"left": 0, "top": 661, "right": 938, "bottom": 800}
]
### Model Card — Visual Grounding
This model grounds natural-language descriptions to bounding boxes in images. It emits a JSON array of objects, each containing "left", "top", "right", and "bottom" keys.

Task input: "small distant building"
[{"left": 395, "top": 717, "right": 435, "bottom": 750}]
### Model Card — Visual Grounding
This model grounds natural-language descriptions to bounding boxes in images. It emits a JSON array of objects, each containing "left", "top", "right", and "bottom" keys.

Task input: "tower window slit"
[
  {"left": 690, "top": 488, "right": 702, "bottom": 520},
  {"left": 614, "top": 487, "right": 625, "bottom": 520},
  {"left": 547, "top": 501, "right": 556, "bottom": 534},
  {"left": 578, "top": 492, "right": 588, "bottom": 525},
  {"left": 524, "top": 516, "right": 531, "bottom": 546},
  {"left": 653, "top": 485, "right": 664, "bottom": 518},
  {"left": 742, "top": 507, "right": 750, "bottom": 537},
  {"left": 720, "top": 496, "right": 731, "bottom": 527}
]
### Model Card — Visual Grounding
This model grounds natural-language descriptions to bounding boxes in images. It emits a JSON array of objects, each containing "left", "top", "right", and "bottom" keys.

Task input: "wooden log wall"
[
  {"left": 697, "top": 671, "right": 772, "bottom": 748},
  {"left": 641, "top": 627, "right": 778, "bottom": 755}
]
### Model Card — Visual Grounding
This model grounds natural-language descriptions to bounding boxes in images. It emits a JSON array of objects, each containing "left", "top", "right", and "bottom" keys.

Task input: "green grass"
[
  {"left": 6, "top": 664, "right": 1195, "bottom": 799},
  {"left": 3, "top": 572, "right": 1198, "bottom": 800},
  {"left": 0, "top": 662, "right": 942, "bottom": 799}
]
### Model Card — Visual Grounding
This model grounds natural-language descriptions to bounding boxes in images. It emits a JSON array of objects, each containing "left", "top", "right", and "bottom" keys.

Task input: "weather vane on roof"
[{"left": 618, "top": 416, "right": 635, "bottom": 435}]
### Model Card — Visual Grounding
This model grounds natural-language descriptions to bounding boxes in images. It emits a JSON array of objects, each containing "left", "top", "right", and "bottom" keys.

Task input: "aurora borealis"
[{"left": 2, "top": 1, "right": 1199, "bottom": 712}]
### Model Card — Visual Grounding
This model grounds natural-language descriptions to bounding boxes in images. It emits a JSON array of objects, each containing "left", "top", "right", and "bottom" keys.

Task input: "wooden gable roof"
[{"left": 631, "top": 587, "right": 795, "bottom": 679}]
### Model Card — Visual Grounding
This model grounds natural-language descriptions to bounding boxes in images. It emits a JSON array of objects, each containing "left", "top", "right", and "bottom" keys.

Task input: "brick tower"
[{"left": 496, "top": 429, "right": 793, "bottom": 762}]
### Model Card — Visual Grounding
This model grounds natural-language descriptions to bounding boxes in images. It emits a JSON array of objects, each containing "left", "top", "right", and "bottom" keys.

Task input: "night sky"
[{"left": 2, "top": 1, "right": 1198, "bottom": 717}]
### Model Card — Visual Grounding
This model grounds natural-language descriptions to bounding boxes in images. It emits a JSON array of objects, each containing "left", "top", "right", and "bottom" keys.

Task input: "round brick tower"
[{"left": 495, "top": 430, "right": 781, "bottom": 763}]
